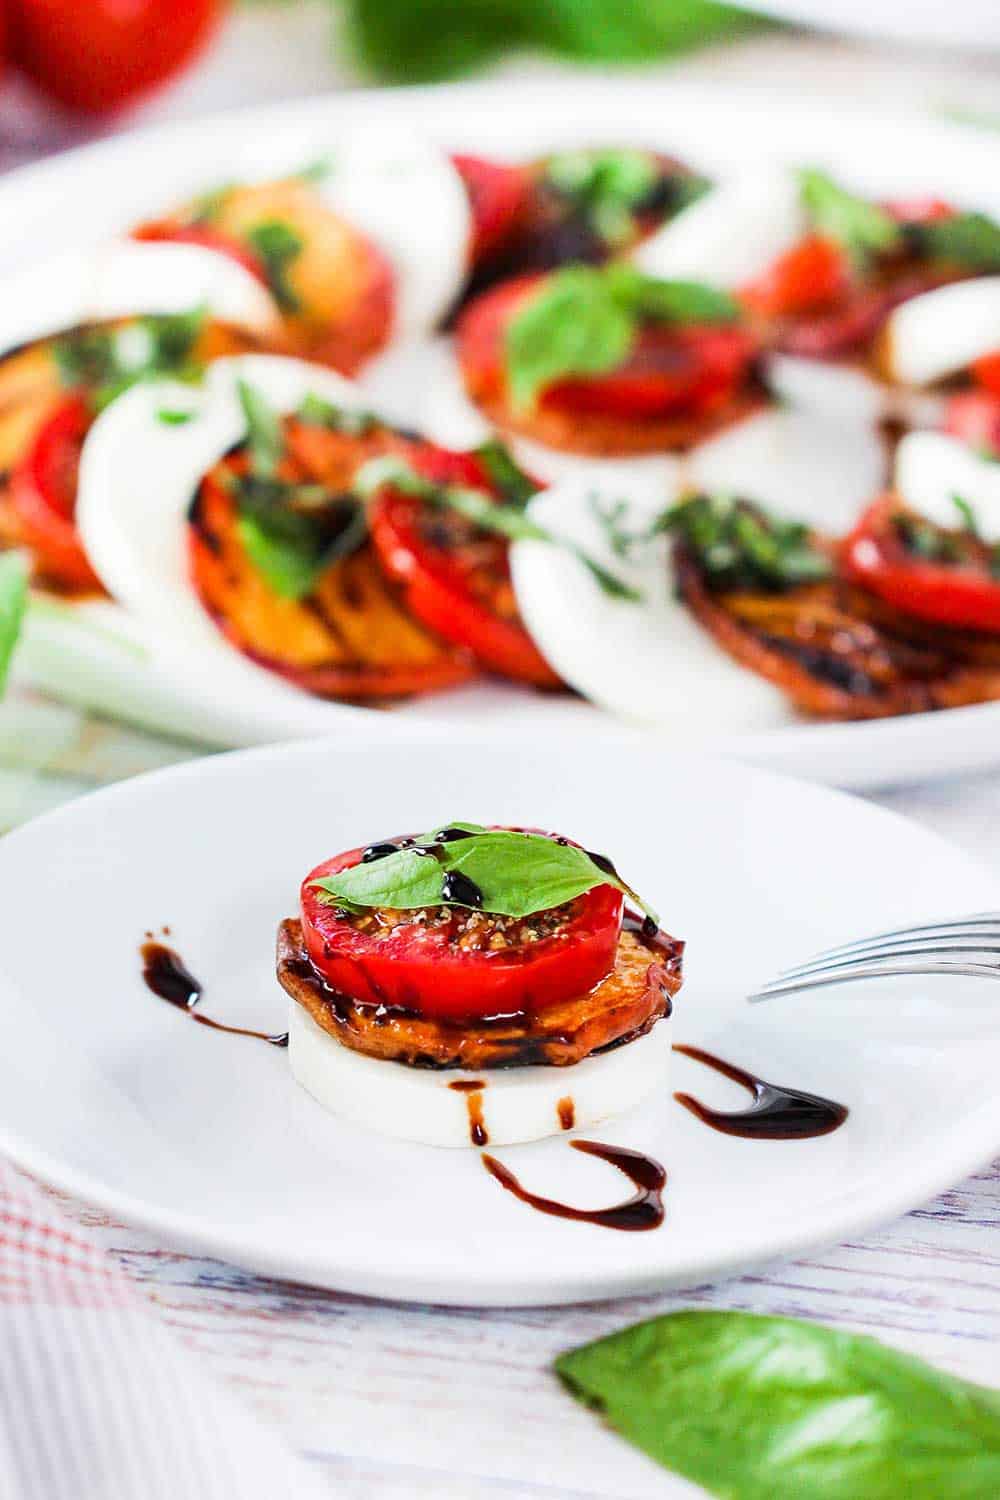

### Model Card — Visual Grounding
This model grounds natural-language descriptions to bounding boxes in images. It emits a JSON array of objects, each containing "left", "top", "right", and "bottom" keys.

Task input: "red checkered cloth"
[{"left": 0, "top": 1160, "right": 331, "bottom": 1500}]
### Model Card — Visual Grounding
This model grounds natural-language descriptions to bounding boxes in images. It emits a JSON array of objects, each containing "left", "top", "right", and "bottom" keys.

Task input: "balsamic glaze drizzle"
[
  {"left": 482, "top": 1140, "right": 665, "bottom": 1231},
  {"left": 140, "top": 941, "right": 289, "bottom": 1047},
  {"left": 673, "top": 1044, "right": 848, "bottom": 1139}
]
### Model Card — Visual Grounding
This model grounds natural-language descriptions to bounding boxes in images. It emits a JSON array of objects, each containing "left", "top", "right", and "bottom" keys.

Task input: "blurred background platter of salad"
[{"left": 2, "top": 0, "right": 1000, "bottom": 831}]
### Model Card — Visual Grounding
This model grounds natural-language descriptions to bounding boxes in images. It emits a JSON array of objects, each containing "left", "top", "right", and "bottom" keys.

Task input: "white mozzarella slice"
[
  {"left": 0, "top": 240, "right": 280, "bottom": 360},
  {"left": 631, "top": 168, "right": 807, "bottom": 289},
  {"left": 289, "top": 1000, "right": 671, "bottom": 1148},
  {"left": 766, "top": 353, "right": 890, "bottom": 424},
  {"left": 884, "top": 277, "right": 1000, "bottom": 387},
  {"left": 895, "top": 430, "right": 1000, "bottom": 538},
  {"left": 315, "top": 132, "right": 471, "bottom": 336},
  {"left": 686, "top": 406, "right": 887, "bottom": 532},
  {"left": 510, "top": 481, "right": 787, "bottom": 733},
  {"left": 74, "top": 354, "right": 373, "bottom": 712},
  {"left": 765, "top": 352, "right": 946, "bottom": 429}
]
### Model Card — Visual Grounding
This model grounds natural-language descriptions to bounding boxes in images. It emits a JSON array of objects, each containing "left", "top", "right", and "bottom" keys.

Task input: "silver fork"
[{"left": 748, "top": 913, "right": 1000, "bottom": 1002}]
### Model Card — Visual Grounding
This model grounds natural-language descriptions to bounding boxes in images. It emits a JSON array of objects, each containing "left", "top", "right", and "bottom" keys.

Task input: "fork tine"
[
  {"left": 772, "top": 913, "right": 1000, "bottom": 973},
  {"left": 771, "top": 935, "right": 1000, "bottom": 982},
  {"left": 748, "top": 956, "right": 1000, "bottom": 1003}
]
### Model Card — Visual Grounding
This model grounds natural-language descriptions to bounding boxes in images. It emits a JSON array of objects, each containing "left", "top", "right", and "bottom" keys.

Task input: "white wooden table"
[{"left": 3, "top": 13, "right": 1000, "bottom": 1494}]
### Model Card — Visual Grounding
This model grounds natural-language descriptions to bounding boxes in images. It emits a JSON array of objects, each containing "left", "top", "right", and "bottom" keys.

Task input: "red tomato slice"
[
  {"left": 9, "top": 393, "right": 100, "bottom": 591},
  {"left": 973, "top": 352, "right": 1000, "bottom": 399},
  {"left": 452, "top": 154, "right": 531, "bottom": 264},
  {"left": 740, "top": 235, "right": 848, "bottom": 319},
  {"left": 300, "top": 833, "right": 624, "bottom": 1021},
  {"left": 458, "top": 275, "right": 756, "bottom": 421},
  {"left": 943, "top": 391, "right": 1000, "bottom": 458},
  {"left": 843, "top": 495, "right": 1000, "bottom": 633},
  {"left": 132, "top": 221, "right": 270, "bottom": 286},
  {"left": 369, "top": 481, "right": 559, "bottom": 689}
]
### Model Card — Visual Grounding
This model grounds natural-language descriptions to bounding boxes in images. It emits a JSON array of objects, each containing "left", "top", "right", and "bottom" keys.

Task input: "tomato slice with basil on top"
[
  {"left": 300, "top": 832, "right": 624, "bottom": 1021},
  {"left": 843, "top": 494, "right": 1000, "bottom": 633},
  {"left": 459, "top": 274, "right": 756, "bottom": 424},
  {"left": 368, "top": 445, "right": 559, "bottom": 688},
  {"left": 9, "top": 393, "right": 100, "bottom": 591}
]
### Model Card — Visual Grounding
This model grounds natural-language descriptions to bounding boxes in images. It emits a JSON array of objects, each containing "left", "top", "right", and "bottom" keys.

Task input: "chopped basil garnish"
[
  {"left": 504, "top": 263, "right": 740, "bottom": 411},
  {"left": 557, "top": 1310, "right": 1000, "bottom": 1500},
  {"left": 53, "top": 307, "right": 207, "bottom": 410},
  {"left": 545, "top": 148, "right": 659, "bottom": 247},
  {"left": 799, "top": 167, "right": 902, "bottom": 266},
  {"left": 245, "top": 220, "right": 304, "bottom": 312},
  {"left": 311, "top": 824, "right": 658, "bottom": 924},
  {"left": 471, "top": 439, "right": 538, "bottom": 509},
  {"left": 297, "top": 391, "right": 378, "bottom": 436},
  {"left": 951, "top": 492, "right": 980, "bottom": 537},
  {"left": 0, "top": 552, "right": 29, "bottom": 698},
  {"left": 590, "top": 494, "right": 648, "bottom": 559},
  {"left": 156, "top": 408, "right": 196, "bottom": 426},
  {"left": 237, "top": 378, "right": 284, "bottom": 475},
  {"left": 355, "top": 455, "right": 641, "bottom": 601},
  {"left": 909, "top": 210, "right": 1000, "bottom": 271},
  {"left": 893, "top": 493, "right": 994, "bottom": 569},
  {"left": 663, "top": 493, "right": 832, "bottom": 593},
  {"left": 230, "top": 381, "right": 368, "bottom": 600}
]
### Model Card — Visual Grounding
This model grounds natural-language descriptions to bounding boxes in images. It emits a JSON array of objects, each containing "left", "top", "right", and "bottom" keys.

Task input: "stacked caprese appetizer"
[{"left": 276, "top": 822, "right": 683, "bottom": 1146}]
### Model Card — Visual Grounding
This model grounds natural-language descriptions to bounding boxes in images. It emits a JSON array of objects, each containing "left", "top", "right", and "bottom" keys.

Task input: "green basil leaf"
[
  {"left": 545, "top": 148, "right": 659, "bottom": 247},
  {"left": 556, "top": 1310, "right": 1000, "bottom": 1500},
  {"left": 237, "top": 379, "right": 284, "bottom": 476},
  {"left": 235, "top": 479, "right": 368, "bottom": 601},
  {"left": 952, "top": 492, "right": 980, "bottom": 536},
  {"left": 53, "top": 308, "right": 206, "bottom": 403},
  {"left": 342, "top": 0, "right": 774, "bottom": 85},
  {"left": 505, "top": 266, "right": 635, "bottom": 411},
  {"left": 245, "top": 219, "right": 304, "bottom": 313},
  {"left": 605, "top": 265, "right": 740, "bottom": 323},
  {"left": 236, "top": 514, "right": 324, "bottom": 600},
  {"left": 312, "top": 848, "right": 446, "bottom": 911},
  {"left": 912, "top": 212, "right": 1000, "bottom": 271},
  {"left": 662, "top": 493, "right": 832, "bottom": 593},
  {"left": 312, "top": 826, "right": 658, "bottom": 923},
  {"left": 156, "top": 408, "right": 196, "bottom": 426},
  {"left": 505, "top": 264, "right": 740, "bottom": 412},
  {"left": 0, "top": 552, "right": 29, "bottom": 698},
  {"left": 799, "top": 167, "right": 902, "bottom": 265},
  {"left": 472, "top": 439, "right": 538, "bottom": 509},
  {"left": 438, "top": 832, "right": 628, "bottom": 919}
]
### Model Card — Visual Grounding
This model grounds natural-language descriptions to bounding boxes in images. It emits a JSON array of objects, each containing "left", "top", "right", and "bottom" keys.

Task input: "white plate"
[
  {"left": 1, "top": 735, "right": 999, "bottom": 1306},
  {"left": 8, "top": 80, "right": 1000, "bottom": 787}
]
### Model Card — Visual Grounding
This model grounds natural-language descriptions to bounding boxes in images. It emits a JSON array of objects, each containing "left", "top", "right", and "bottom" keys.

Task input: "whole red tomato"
[{"left": 9, "top": 0, "right": 225, "bottom": 114}]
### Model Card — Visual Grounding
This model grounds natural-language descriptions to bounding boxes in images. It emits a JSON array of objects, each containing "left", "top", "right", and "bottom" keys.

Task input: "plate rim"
[{"left": 3, "top": 732, "right": 1000, "bottom": 1306}]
